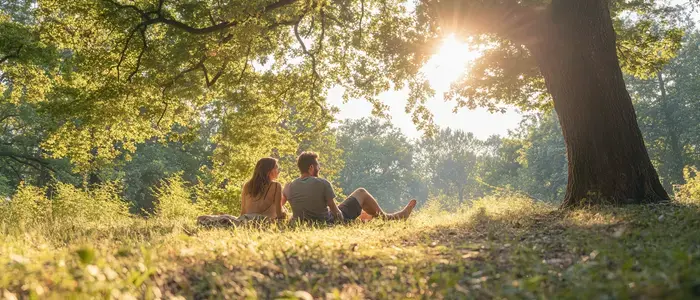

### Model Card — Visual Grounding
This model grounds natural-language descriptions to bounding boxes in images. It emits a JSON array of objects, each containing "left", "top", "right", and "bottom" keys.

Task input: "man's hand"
[
  {"left": 332, "top": 207, "right": 344, "bottom": 221},
  {"left": 327, "top": 194, "right": 343, "bottom": 222}
]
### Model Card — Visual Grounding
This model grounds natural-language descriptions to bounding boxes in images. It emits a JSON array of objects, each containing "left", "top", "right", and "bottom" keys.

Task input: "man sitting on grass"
[{"left": 282, "top": 151, "right": 417, "bottom": 223}]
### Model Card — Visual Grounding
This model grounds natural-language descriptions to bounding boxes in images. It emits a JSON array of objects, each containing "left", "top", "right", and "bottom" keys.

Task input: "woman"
[
  {"left": 197, "top": 157, "right": 286, "bottom": 227},
  {"left": 240, "top": 157, "right": 286, "bottom": 220}
]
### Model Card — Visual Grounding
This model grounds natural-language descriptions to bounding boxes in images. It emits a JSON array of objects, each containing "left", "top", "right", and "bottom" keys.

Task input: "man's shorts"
[{"left": 327, "top": 196, "right": 362, "bottom": 222}]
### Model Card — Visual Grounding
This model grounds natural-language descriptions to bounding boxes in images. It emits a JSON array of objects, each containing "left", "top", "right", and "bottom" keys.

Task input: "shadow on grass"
[{"left": 3, "top": 202, "right": 699, "bottom": 299}]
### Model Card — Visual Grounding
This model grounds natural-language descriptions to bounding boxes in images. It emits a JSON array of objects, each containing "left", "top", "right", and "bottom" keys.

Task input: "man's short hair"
[{"left": 297, "top": 151, "right": 319, "bottom": 173}]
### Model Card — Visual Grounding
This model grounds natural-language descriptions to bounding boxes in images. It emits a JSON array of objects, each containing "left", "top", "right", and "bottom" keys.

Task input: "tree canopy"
[{"left": 1, "top": 0, "right": 698, "bottom": 207}]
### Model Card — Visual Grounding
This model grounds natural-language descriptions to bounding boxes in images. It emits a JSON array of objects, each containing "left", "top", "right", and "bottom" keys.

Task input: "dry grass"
[{"left": 1, "top": 196, "right": 700, "bottom": 299}]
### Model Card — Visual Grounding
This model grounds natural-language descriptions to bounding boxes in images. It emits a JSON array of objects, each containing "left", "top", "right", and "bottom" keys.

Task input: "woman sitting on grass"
[
  {"left": 240, "top": 157, "right": 286, "bottom": 219},
  {"left": 197, "top": 157, "right": 286, "bottom": 226}
]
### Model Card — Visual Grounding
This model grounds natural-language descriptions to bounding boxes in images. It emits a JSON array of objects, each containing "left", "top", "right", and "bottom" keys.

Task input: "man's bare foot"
[{"left": 387, "top": 199, "right": 417, "bottom": 220}]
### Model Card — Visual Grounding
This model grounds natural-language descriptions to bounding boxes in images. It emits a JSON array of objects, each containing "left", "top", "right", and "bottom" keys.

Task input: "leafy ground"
[{"left": 1, "top": 196, "right": 700, "bottom": 299}]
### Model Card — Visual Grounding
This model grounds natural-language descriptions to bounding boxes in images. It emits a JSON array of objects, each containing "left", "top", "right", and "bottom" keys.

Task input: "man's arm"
[
  {"left": 324, "top": 180, "right": 342, "bottom": 220},
  {"left": 327, "top": 196, "right": 343, "bottom": 220},
  {"left": 280, "top": 183, "right": 290, "bottom": 218},
  {"left": 240, "top": 184, "right": 248, "bottom": 214},
  {"left": 273, "top": 183, "right": 286, "bottom": 219}
]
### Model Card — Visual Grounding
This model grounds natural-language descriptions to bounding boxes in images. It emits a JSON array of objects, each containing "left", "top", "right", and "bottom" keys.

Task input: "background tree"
[
  {"left": 336, "top": 118, "right": 419, "bottom": 210},
  {"left": 627, "top": 29, "right": 700, "bottom": 190},
  {"left": 418, "top": 128, "right": 481, "bottom": 202},
  {"left": 509, "top": 112, "right": 567, "bottom": 201}
]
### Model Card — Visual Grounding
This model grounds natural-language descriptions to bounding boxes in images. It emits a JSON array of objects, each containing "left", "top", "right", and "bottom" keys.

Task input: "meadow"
[{"left": 2, "top": 189, "right": 699, "bottom": 299}]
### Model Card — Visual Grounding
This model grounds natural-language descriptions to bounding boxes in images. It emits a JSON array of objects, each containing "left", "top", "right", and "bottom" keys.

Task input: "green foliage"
[
  {"left": 676, "top": 167, "right": 700, "bottom": 203},
  {"left": 626, "top": 29, "right": 700, "bottom": 189},
  {"left": 153, "top": 174, "right": 201, "bottom": 220},
  {"left": 0, "top": 181, "right": 130, "bottom": 234},
  {"left": 614, "top": 7, "right": 686, "bottom": 79},
  {"left": 419, "top": 128, "right": 481, "bottom": 202},
  {"left": 0, "top": 183, "right": 51, "bottom": 231},
  {"left": 336, "top": 118, "right": 422, "bottom": 210},
  {"left": 51, "top": 181, "right": 131, "bottom": 226},
  {"left": 510, "top": 112, "right": 567, "bottom": 201}
]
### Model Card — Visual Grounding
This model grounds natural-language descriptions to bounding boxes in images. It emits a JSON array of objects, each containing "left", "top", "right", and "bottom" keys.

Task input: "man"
[{"left": 282, "top": 151, "right": 417, "bottom": 223}]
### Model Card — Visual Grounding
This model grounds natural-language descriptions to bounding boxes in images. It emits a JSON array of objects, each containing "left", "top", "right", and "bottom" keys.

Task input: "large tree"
[
  {"left": 428, "top": 0, "right": 687, "bottom": 207},
  {"left": 5, "top": 0, "right": 690, "bottom": 207}
]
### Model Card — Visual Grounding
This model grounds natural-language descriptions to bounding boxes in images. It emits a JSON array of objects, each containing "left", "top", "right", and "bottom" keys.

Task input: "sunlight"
[{"left": 422, "top": 34, "right": 482, "bottom": 93}]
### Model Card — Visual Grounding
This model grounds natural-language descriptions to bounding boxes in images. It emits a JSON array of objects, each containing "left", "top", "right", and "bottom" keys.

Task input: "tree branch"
[
  {"left": 0, "top": 151, "right": 57, "bottom": 174},
  {"left": 134, "top": 0, "right": 300, "bottom": 35},
  {"left": 116, "top": 25, "right": 142, "bottom": 80},
  {"left": 293, "top": 10, "right": 329, "bottom": 116},
  {"left": 157, "top": 56, "right": 207, "bottom": 127},
  {"left": 294, "top": 17, "right": 319, "bottom": 79},
  {"left": 426, "top": 0, "right": 547, "bottom": 46},
  {"left": 237, "top": 42, "right": 253, "bottom": 84},
  {"left": 0, "top": 45, "right": 24, "bottom": 64},
  {"left": 3, "top": 159, "right": 24, "bottom": 181},
  {"left": 127, "top": 27, "right": 148, "bottom": 82},
  {"left": 111, "top": 0, "right": 302, "bottom": 86},
  {"left": 162, "top": 56, "right": 207, "bottom": 96},
  {"left": 103, "top": 0, "right": 146, "bottom": 17},
  {"left": 156, "top": 99, "right": 168, "bottom": 129},
  {"left": 0, "top": 114, "right": 18, "bottom": 123},
  {"left": 206, "top": 59, "right": 229, "bottom": 87}
]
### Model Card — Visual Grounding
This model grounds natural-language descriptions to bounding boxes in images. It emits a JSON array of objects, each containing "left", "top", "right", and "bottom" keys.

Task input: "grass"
[{"left": 1, "top": 196, "right": 700, "bottom": 299}]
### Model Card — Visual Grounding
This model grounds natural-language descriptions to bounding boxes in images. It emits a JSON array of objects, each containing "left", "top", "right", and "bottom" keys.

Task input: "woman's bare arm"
[{"left": 240, "top": 184, "right": 248, "bottom": 214}]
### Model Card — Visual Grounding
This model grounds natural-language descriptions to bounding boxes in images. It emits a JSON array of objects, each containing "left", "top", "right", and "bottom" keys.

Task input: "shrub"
[
  {"left": 153, "top": 174, "right": 201, "bottom": 220},
  {"left": 51, "top": 181, "right": 131, "bottom": 226},
  {"left": 193, "top": 180, "right": 237, "bottom": 215},
  {"left": 676, "top": 166, "right": 700, "bottom": 204},
  {"left": 0, "top": 183, "right": 52, "bottom": 232}
]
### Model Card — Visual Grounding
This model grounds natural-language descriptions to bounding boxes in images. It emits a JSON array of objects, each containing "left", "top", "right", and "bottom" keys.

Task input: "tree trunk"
[
  {"left": 529, "top": 0, "right": 669, "bottom": 208},
  {"left": 656, "top": 71, "right": 685, "bottom": 187}
]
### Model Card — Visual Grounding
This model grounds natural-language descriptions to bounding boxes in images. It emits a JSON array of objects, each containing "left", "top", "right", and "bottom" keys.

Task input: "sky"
[
  {"left": 327, "top": 0, "right": 697, "bottom": 140},
  {"left": 326, "top": 35, "right": 523, "bottom": 140}
]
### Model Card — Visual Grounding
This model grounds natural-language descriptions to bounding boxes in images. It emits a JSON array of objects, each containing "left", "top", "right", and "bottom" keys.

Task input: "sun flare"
[{"left": 422, "top": 34, "right": 482, "bottom": 93}]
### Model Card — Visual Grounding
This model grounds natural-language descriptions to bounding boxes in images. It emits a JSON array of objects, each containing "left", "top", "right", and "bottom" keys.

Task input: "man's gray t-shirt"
[{"left": 283, "top": 177, "right": 335, "bottom": 221}]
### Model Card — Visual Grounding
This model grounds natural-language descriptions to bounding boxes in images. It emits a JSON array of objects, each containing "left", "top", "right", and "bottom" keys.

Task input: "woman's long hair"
[{"left": 243, "top": 157, "right": 278, "bottom": 198}]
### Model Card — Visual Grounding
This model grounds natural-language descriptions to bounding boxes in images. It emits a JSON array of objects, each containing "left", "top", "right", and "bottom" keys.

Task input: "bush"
[
  {"left": 676, "top": 166, "right": 700, "bottom": 204},
  {"left": 153, "top": 174, "right": 202, "bottom": 220},
  {"left": 0, "top": 181, "right": 130, "bottom": 233},
  {"left": 51, "top": 181, "right": 131, "bottom": 226},
  {"left": 0, "top": 183, "right": 52, "bottom": 232},
  {"left": 193, "top": 180, "right": 238, "bottom": 215}
]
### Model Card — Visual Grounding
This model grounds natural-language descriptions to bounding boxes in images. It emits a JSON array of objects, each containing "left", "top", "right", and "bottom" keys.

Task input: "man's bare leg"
[
  {"left": 385, "top": 199, "right": 418, "bottom": 220},
  {"left": 349, "top": 188, "right": 417, "bottom": 220}
]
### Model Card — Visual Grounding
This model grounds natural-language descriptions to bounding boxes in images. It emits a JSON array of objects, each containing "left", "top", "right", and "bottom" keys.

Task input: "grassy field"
[{"left": 1, "top": 196, "right": 700, "bottom": 299}]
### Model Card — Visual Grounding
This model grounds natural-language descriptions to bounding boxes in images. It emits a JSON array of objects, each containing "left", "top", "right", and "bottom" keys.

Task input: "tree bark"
[{"left": 528, "top": 0, "right": 669, "bottom": 208}]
